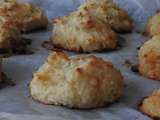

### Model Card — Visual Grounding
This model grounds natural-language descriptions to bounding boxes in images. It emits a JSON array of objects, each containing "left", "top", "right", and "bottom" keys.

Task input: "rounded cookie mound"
[
  {"left": 145, "top": 11, "right": 160, "bottom": 36},
  {"left": 0, "top": 18, "right": 21, "bottom": 54},
  {"left": 51, "top": 7, "right": 118, "bottom": 53},
  {"left": 30, "top": 52, "right": 124, "bottom": 109},
  {"left": 138, "top": 35, "right": 160, "bottom": 81},
  {"left": 0, "top": 0, "right": 48, "bottom": 33},
  {"left": 139, "top": 89, "right": 160, "bottom": 119},
  {"left": 79, "top": 0, "right": 133, "bottom": 33}
]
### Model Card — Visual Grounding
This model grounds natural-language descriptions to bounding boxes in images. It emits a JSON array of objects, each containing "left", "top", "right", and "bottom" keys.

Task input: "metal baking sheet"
[{"left": 0, "top": 0, "right": 160, "bottom": 119}]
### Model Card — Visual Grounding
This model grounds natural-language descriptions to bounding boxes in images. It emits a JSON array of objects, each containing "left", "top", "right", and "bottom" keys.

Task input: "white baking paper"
[{"left": 0, "top": 0, "right": 160, "bottom": 120}]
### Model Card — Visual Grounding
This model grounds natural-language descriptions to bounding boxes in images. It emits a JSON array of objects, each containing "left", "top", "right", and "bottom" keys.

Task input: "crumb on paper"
[
  {"left": 124, "top": 59, "right": 139, "bottom": 73},
  {"left": 0, "top": 72, "right": 15, "bottom": 89}
]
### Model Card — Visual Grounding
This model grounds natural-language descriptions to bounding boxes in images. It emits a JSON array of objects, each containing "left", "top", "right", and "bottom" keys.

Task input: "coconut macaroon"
[
  {"left": 0, "top": 18, "right": 22, "bottom": 54},
  {"left": 0, "top": 16, "right": 32, "bottom": 55},
  {"left": 78, "top": 0, "right": 133, "bottom": 33},
  {"left": 30, "top": 51, "right": 124, "bottom": 109},
  {"left": 51, "top": 7, "right": 118, "bottom": 53},
  {"left": 138, "top": 35, "right": 160, "bottom": 81},
  {"left": 144, "top": 11, "right": 160, "bottom": 36},
  {"left": 0, "top": 0, "right": 48, "bottom": 33},
  {"left": 139, "top": 89, "right": 160, "bottom": 119}
]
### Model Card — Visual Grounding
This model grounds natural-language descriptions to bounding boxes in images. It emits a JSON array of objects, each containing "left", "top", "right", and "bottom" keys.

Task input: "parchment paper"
[{"left": 0, "top": 0, "right": 160, "bottom": 120}]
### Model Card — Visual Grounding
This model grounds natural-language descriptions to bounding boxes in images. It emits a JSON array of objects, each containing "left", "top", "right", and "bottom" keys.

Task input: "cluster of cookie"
[
  {"left": 30, "top": 0, "right": 133, "bottom": 109},
  {"left": 139, "top": 11, "right": 160, "bottom": 81},
  {"left": 0, "top": 0, "right": 48, "bottom": 82},
  {"left": 138, "top": 11, "right": 160, "bottom": 119},
  {"left": 1, "top": 0, "right": 159, "bottom": 118},
  {"left": 0, "top": 0, "right": 48, "bottom": 54}
]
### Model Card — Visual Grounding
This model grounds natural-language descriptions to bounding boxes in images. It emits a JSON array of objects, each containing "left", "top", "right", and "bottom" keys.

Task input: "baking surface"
[{"left": 1, "top": 0, "right": 160, "bottom": 119}]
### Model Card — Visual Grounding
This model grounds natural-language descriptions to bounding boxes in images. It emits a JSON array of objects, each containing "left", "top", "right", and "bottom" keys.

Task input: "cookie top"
[
  {"left": 139, "top": 35, "right": 160, "bottom": 57},
  {"left": 0, "top": 18, "right": 21, "bottom": 50},
  {"left": 0, "top": 0, "right": 48, "bottom": 33},
  {"left": 138, "top": 35, "right": 160, "bottom": 80},
  {"left": 79, "top": 0, "right": 133, "bottom": 33},
  {"left": 52, "top": 6, "right": 118, "bottom": 53},
  {"left": 145, "top": 11, "right": 160, "bottom": 36},
  {"left": 30, "top": 51, "right": 124, "bottom": 109},
  {"left": 139, "top": 89, "right": 160, "bottom": 119}
]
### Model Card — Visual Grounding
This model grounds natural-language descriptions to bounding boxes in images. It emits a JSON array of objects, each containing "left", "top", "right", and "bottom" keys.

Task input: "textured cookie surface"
[
  {"left": 30, "top": 52, "right": 124, "bottom": 109},
  {"left": 139, "top": 90, "right": 160, "bottom": 119},
  {"left": 52, "top": 7, "right": 118, "bottom": 53},
  {"left": 0, "top": 18, "right": 21, "bottom": 53},
  {"left": 138, "top": 35, "right": 160, "bottom": 81},
  {"left": 145, "top": 11, "right": 160, "bottom": 36},
  {"left": 80, "top": 0, "right": 133, "bottom": 33},
  {"left": 0, "top": 0, "right": 48, "bottom": 33}
]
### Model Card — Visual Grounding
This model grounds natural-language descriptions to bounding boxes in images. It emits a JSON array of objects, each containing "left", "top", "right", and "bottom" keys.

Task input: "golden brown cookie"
[
  {"left": 0, "top": 18, "right": 21, "bottom": 54},
  {"left": 144, "top": 11, "right": 160, "bottom": 36},
  {"left": 0, "top": 0, "right": 48, "bottom": 33},
  {"left": 139, "top": 90, "right": 160, "bottom": 119},
  {"left": 138, "top": 35, "right": 160, "bottom": 81},
  {"left": 30, "top": 51, "right": 124, "bottom": 109},
  {"left": 0, "top": 16, "right": 33, "bottom": 55},
  {"left": 51, "top": 8, "right": 118, "bottom": 53},
  {"left": 79, "top": 0, "right": 133, "bottom": 33}
]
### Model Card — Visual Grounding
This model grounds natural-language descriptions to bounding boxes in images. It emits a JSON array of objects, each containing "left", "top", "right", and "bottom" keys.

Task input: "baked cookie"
[
  {"left": 138, "top": 35, "right": 160, "bottom": 81},
  {"left": 139, "top": 89, "right": 160, "bottom": 119},
  {"left": 144, "top": 11, "right": 160, "bottom": 36},
  {"left": 0, "top": 16, "right": 32, "bottom": 55},
  {"left": 78, "top": 0, "right": 133, "bottom": 33},
  {"left": 30, "top": 51, "right": 124, "bottom": 109},
  {"left": 51, "top": 8, "right": 118, "bottom": 53},
  {"left": 0, "top": 18, "right": 21, "bottom": 54},
  {"left": 0, "top": 0, "right": 48, "bottom": 33}
]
